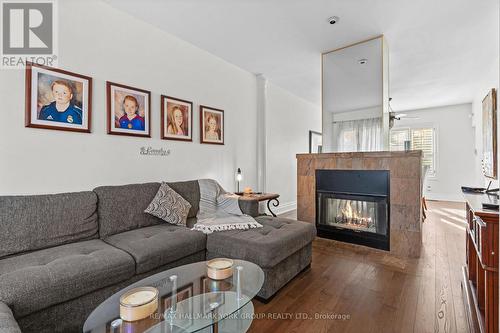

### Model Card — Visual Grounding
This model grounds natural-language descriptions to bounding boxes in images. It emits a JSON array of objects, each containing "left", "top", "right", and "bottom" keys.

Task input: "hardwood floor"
[{"left": 249, "top": 201, "right": 468, "bottom": 333}]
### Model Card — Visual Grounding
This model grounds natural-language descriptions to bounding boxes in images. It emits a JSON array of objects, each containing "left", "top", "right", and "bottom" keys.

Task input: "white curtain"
[{"left": 333, "top": 117, "right": 382, "bottom": 152}]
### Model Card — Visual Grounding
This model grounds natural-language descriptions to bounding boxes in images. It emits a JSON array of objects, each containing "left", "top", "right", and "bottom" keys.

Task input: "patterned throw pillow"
[{"left": 145, "top": 182, "right": 191, "bottom": 226}]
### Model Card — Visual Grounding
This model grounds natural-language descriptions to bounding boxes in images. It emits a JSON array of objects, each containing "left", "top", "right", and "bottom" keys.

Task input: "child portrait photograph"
[
  {"left": 161, "top": 95, "right": 193, "bottom": 142},
  {"left": 25, "top": 63, "right": 92, "bottom": 133},
  {"left": 106, "top": 81, "right": 151, "bottom": 137},
  {"left": 200, "top": 105, "right": 224, "bottom": 145}
]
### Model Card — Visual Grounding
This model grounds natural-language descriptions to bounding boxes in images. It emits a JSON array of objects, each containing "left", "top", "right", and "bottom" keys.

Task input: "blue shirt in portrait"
[
  {"left": 39, "top": 102, "right": 83, "bottom": 125},
  {"left": 119, "top": 115, "right": 145, "bottom": 131}
]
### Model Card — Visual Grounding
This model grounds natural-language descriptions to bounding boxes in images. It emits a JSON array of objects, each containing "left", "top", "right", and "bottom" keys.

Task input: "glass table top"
[{"left": 83, "top": 260, "right": 264, "bottom": 333}]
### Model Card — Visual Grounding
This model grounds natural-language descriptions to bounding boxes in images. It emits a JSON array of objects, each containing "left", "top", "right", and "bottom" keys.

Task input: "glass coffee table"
[{"left": 83, "top": 260, "right": 264, "bottom": 333}]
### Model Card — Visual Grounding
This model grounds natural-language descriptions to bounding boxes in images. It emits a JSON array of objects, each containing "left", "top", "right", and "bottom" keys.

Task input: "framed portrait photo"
[
  {"left": 106, "top": 81, "right": 151, "bottom": 137},
  {"left": 200, "top": 105, "right": 224, "bottom": 145},
  {"left": 161, "top": 95, "right": 193, "bottom": 141},
  {"left": 25, "top": 62, "right": 92, "bottom": 133}
]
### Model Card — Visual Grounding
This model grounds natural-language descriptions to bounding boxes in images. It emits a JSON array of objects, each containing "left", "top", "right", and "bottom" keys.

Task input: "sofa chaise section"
[{"left": 206, "top": 215, "right": 316, "bottom": 300}]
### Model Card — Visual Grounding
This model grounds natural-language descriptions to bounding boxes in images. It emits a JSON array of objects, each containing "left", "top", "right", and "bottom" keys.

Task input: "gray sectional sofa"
[{"left": 0, "top": 180, "right": 315, "bottom": 333}]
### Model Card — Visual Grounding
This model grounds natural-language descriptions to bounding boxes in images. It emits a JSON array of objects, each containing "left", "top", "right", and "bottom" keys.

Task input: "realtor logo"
[{"left": 1, "top": 0, "right": 57, "bottom": 69}]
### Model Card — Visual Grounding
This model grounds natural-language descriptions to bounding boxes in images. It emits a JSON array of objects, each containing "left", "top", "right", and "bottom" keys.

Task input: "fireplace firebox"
[{"left": 316, "top": 169, "right": 390, "bottom": 251}]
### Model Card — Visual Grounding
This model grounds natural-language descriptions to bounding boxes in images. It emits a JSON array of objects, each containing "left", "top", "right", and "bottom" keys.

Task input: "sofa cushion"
[
  {"left": 145, "top": 183, "right": 191, "bottom": 226},
  {"left": 238, "top": 198, "right": 259, "bottom": 217},
  {"left": 0, "top": 191, "right": 98, "bottom": 259},
  {"left": 186, "top": 217, "right": 197, "bottom": 229},
  {"left": 206, "top": 216, "right": 316, "bottom": 268},
  {"left": 166, "top": 180, "right": 200, "bottom": 218},
  {"left": 104, "top": 225, "right": 207, "bottom": 274},
  {"left": 94, "top": 183, "right": 163, "bottom": 238},
  {"left": 95, "top": 181, "right": 200, "bottom": 238},
  {"left": 0, "top": 302, "right": 21, "bottom": 333},
  {"left": 0, "top": 240, "right": 135, "bottom": 317}
]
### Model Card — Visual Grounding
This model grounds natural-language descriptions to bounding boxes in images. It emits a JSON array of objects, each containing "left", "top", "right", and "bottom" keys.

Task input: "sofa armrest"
[
  {"left": 238, "top": 199, "right": 259, "bottom": 217},
  {"left": 0, "top": 302, "right": 21, "bottom": 333}
]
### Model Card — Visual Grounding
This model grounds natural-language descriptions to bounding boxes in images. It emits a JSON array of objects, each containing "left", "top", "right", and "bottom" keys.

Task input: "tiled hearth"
[{"left": 296, "top": 151, "right": 423, "bottom": 258}]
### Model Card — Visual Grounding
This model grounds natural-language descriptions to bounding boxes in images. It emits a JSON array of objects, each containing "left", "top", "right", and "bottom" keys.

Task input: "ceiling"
[
  {"left": 323, "top": 37, "right": 382, "bottom": 113},
  {"left": 106, "top": 0, "right": 499, "bottom": 111}
]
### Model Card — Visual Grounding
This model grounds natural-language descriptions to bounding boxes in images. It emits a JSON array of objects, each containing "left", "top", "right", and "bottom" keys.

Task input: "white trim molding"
[
  {"left": 271, "top": 201, "right": 297, "bottom": 216},
  {"left": 256, "top": 74, "right": 268, "bottom": 193}
]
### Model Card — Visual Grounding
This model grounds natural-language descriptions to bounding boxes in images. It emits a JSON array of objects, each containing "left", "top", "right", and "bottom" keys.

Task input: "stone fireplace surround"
[{"left": 297, "top": 151, "right": 423, "bottom": 258}]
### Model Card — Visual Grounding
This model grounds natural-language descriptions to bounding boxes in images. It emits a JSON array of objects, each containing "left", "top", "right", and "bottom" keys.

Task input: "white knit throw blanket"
[{"left": 192, "top": 179, "right": 262, "bottom": 234}]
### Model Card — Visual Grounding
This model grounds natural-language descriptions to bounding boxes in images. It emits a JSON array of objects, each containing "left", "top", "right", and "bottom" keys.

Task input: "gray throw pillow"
[{"left": 145, "top": 182, "right": 191, "bottom": 226}]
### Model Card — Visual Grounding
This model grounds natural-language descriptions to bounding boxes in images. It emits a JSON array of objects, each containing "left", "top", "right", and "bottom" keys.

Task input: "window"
[
  {"left": 390, "top": 129, "right": 409, "bottom": 151},
  {"left": 339, "top": 128, "right": 356, "bottom": 152},
  {"left": 390, "top": 127, "right": 436, "bottom": 176}
]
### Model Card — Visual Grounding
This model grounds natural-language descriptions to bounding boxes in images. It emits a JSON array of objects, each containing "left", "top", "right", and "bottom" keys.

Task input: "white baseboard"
[
  {"left": 425, "top": 192, "right": 465, "bottom": 202},
  {"left": 272, "top": 201, "right": 297, "bottom": 215}
]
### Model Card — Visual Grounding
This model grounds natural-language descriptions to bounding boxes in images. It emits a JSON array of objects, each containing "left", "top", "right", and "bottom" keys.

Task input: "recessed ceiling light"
[
  {"left": 327, "top": 16, "right": 340, "bottom": 25},
  {"left": 358, "top": 58, "right": 368, "bottom": 65}
]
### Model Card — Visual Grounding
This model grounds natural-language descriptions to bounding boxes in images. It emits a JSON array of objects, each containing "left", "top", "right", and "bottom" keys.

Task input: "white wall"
[
  {"left": 266, "top": 83, "right": 321, "bottom": 213},
  {"left": 332, "top": 106, "right": 382, "bottom": 122},
  {"left": 0, "top": 0, "right": 259, "bottom": 195},
  {"left": 471, "top": 57, "right": 500, "bottom": 188},
  {"left": 393, "top": 103, "right": 476, "bottom": 201}
]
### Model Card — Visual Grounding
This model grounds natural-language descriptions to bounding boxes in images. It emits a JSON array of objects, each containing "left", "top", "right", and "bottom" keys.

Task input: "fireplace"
[{"left": 316, "top": 169, "right": 390, "bottom": 251}]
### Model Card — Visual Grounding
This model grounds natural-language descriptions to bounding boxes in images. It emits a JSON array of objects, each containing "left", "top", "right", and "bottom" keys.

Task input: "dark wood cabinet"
[{"left": 462, "top": 192, "right": 498, "bottom": 333}]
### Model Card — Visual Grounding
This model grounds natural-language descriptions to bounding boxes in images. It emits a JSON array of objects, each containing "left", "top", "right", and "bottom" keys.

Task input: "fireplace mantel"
[{"left": 297, "top": 151, "right": 423, "bottom": 258}]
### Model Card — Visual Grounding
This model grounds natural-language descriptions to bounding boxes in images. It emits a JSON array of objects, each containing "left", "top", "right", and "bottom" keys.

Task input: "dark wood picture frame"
[
  {"left": 160, "top": 282, "right": 194, "bottom": 326},
  {"left": 309, "top": 130, "right": 322, "bottom": 153},
  {"left": 482, "top": 88, "right": 497, "bottom": 179},
  {"left": 25, "top": 62, "right": 93, "bottom": 133},
  {"left": 160, "top": 282, "right": 194, "bottom": 311},
  {"left": 200, "top": 276, "right": 228, "bottom": 315},
  {"left": 200, "top": 105, "right": 224, "bottom": 145},
  {"left": 106, "top": 81, "right": 151, "bottom": 138},
  {"left": 161, "top": 95, "right": 193, "bottom": 142}
]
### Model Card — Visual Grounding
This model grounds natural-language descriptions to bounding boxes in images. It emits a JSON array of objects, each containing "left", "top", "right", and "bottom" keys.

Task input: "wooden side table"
[{"left": 237, "top": 193, "right": 280, "bottom": 217}]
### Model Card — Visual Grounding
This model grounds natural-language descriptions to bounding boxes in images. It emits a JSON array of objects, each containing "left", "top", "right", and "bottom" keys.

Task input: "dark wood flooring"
[{"left": 249, "top": 201, "right": 468, "bottom": 333}]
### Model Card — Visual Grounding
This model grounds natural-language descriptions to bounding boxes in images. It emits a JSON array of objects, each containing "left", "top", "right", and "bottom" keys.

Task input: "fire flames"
[{"left": 337, "top": 201, "right": 374, "bottom": 231}]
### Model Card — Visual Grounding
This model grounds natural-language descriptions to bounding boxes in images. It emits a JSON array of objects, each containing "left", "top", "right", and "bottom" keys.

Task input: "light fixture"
[
  {"left": 327, "top": 16, "right": 340, "bottom": 25},
  {"left": 358, "top": 58, "right": 368, "bottom": 65},
  {"left": 236, "top": 168, "right": 242, "bottom": 193}
]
